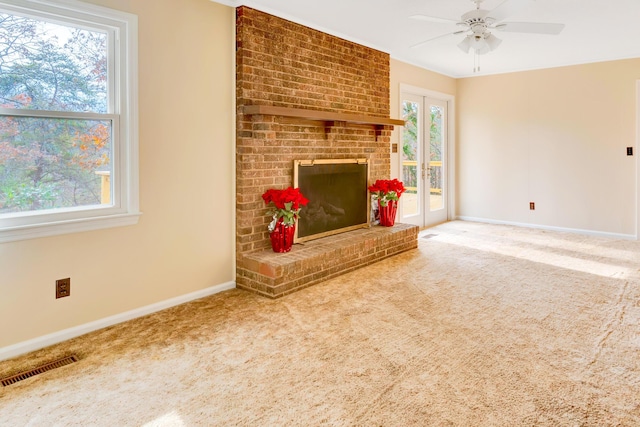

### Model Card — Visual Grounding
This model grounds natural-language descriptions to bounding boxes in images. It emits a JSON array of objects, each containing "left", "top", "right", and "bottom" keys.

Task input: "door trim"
[
  {"left": 636, "top": 80, "right": 640, "bottom": 239},
  {"left": 399, "top": 84, "right": 456, "bottom": 224}
]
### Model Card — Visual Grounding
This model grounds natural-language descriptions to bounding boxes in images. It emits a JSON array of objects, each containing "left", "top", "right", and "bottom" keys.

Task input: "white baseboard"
[
  {"left": 0, "top": 281, "right": 236, "bottom": 362},
  {"left": 456, "top": 216, "right": 637, "bottom": 240}
]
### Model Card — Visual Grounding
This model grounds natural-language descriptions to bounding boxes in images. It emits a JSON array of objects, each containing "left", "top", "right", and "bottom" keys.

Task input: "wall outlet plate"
[{"left": 56, "top": 278, "right": 70, "bottom": 299}]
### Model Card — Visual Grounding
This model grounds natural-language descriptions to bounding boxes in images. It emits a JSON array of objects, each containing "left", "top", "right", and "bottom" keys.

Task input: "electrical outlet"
[
  {"left": 627, "top": 147, "right": 634, "bottom": 156},
  {"left": 56, "top": 278, "right": 70, "bottom": 299},
  {"left": 529, "top": 202, "right": 535, "bottom": 210}
]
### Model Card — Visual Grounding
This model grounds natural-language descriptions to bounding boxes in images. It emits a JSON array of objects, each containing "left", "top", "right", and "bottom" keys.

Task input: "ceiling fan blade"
[
  {"left": 410, "top": 30, "right": 466, "bottom": 49},
  {"left": 486, "top": 0, "right": 529, "bottom": 23},
  {"left": 410, "top": 14, "right": 460, "bottom": 25},
  {"left": 495, "top": 22, "right": 565, "bottom": 35}
]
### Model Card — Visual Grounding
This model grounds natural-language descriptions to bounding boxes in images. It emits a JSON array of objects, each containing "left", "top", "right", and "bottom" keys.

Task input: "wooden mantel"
[{"left": 243, "top": 105, "right": 405, "bottom": 128}]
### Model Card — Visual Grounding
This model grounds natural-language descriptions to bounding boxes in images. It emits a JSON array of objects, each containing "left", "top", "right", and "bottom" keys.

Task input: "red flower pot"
[
  {"left": 378, "top": 200, "right": 397, "bottom": 227},
  {"left": 270, "top": 221, "right": 296, "bottom": 253}
]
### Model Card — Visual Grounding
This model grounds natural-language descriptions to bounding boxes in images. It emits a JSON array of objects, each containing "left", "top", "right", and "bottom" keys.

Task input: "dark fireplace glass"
[{"left": 296, "top": 161, "right": 368, "bottom": 241}]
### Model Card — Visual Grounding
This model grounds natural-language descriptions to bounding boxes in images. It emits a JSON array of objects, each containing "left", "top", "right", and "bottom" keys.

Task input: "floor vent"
[
  {"left": 421, "top": 234, "right": 438, "bottom": 239},
  {"left": 1, "top": 355, "right": 79, "bottom": 387}
]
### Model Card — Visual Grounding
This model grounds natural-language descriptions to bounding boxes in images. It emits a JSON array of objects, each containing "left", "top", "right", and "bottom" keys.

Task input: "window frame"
[{"left": 0, "top": 0, "right": 140, "bottom": 243}]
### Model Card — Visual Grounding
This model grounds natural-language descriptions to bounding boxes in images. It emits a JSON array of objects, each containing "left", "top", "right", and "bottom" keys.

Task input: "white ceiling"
[{"left": 214, "top": 0, "right": 640, "bottom": 78}]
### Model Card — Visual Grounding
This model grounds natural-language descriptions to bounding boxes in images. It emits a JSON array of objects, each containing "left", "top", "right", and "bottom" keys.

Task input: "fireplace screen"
[{"left": 294, "top": 159, "right": 370, "bottom": 242}]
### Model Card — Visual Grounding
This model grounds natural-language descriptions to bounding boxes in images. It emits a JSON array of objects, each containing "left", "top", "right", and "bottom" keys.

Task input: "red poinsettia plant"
[
  {"left": 262, "top": 186, "right": 309, "bottom": 230},
  {"left": 368, "top": 179, "right": 406, "bottom": 207}
]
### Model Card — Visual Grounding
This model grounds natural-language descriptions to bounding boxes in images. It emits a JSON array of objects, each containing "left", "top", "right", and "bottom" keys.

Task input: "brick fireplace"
[{"left": 235, "top": 7, "right": 418, "bottom": 298}]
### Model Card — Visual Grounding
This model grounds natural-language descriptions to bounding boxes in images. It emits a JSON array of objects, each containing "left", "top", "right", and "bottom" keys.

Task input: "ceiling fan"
[{"left": 410, "top": 0, "right": 565, "bottom": 55}]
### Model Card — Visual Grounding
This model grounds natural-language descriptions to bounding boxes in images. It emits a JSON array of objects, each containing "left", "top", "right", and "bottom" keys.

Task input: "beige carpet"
[{"left": 2, "top": 221, "right": 639, "bottom": 426}]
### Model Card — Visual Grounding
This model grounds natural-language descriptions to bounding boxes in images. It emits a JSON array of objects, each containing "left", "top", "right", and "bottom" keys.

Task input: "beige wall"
[
  {"left": 389, "top": 59, "right": 457, "bottom": 179},
  {"left": 0, "top": 0, "right": 235, "bottom": 349},
  {"left": 457, "top": 59, "right": 639, "bottom": 236}
]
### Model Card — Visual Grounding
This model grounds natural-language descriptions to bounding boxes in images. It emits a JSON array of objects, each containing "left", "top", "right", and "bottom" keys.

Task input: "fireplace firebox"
[{"left": 294, "top": 159, "right": 370, "bottom": 243}]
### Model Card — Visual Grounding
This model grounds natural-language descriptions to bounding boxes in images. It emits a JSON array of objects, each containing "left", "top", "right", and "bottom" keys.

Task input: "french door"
[{"left": 400, "top": 93, "right": 449, "bottom": 228}]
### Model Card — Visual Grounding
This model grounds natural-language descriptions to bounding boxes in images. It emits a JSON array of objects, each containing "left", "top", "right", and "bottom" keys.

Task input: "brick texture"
[
  {"left": 235, "top": 7, "right": 417, "bottom": 297},
  {"left": 238, "top": 224, "right": 418, "bottom": 298}
]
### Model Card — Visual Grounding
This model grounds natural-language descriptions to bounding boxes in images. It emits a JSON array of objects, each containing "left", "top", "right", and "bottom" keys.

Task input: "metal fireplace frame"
[{"left": 293, "top": 158, "right": 370, "bottom": 243}]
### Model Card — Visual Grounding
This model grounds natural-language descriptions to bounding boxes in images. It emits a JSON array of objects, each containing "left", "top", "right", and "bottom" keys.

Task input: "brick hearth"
[
  {"left": 235, "top": 7, "right": 418, "bottom": 298},
  {"left": 238, "top": 224, "right": 418, "bottom": 298}
]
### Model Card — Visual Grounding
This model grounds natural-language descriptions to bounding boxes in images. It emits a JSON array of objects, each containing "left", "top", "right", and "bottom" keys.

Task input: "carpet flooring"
[{"left": 1, "top": 221, "right": 639, "bottom": 426}]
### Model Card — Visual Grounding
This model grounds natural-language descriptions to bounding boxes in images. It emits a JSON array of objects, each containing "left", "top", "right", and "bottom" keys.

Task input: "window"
[{"left": 0, "top": 0, "right": 139, "bottom": 243}]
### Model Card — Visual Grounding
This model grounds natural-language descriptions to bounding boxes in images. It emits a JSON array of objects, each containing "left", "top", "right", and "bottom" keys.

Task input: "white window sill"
[{"left": 0, "top": 212, "right": 142, "bottom": 244}]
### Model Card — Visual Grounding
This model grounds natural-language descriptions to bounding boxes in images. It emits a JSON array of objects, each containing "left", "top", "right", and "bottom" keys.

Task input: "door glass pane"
[
  {"left": 429, "top": 105, "right": 444, "bottom": 211},
  {"left": 402, "top": 100, "right": 419, "bottom": 216}
]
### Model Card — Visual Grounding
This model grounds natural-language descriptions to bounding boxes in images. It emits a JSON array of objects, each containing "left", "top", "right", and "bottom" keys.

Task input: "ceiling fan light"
[
  {"left": 470, "top": 36, "right": 487, "bottom": 51},
  {"left": 476, "top": 44, "right": 491, "bottom": 55},
  {"left": 457, "top": 36, "right": 472, "bottom": 54},
  {"left": 485, "top": 33, "right": 502, "bottom": 51}
]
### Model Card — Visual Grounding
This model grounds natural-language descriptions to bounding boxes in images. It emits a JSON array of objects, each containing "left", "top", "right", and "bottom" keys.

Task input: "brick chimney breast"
[{"left": 235, "top": 6, "right": 417, "bottom": 297}]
